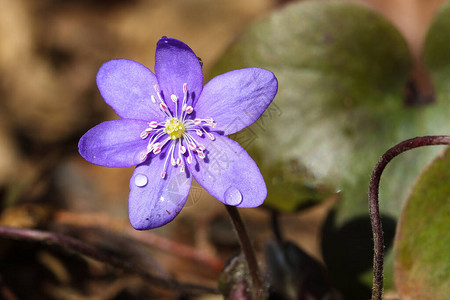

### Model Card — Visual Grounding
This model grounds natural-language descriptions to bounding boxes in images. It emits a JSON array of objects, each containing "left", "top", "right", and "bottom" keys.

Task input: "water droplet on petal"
[
  {"left": 134, "top": 174, "right": 148, "bottom": 187},
  {"left": 224, "top": 187, "right": 242, "bottom": 206}
]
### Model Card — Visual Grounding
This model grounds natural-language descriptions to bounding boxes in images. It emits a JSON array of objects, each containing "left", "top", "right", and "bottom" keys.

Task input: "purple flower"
[{"left": 79, "top": 37, "right": 278, "bottom": 230}]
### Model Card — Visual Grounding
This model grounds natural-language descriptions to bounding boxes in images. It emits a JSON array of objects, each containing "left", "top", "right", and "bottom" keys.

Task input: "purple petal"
[
  {"left": 188, "top": 134, "right": 266, "bottom": 208},
  {"left": 194, "top": 68, "right": 277, "bottom": 135},
  {"left": 78, "top": 119, "right": 149, "bottom": 167},
  {"left": 129, "top": 156, "right": 192, "bottom": 230},
  {"left": 97, "top": 59, "right": 164, "bottom": 121},
  {"left": 155, "top": 38, "right": 203, "bottom": 113}
]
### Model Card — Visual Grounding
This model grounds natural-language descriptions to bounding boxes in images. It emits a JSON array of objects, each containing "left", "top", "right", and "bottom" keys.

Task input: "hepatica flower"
[{"left": 79, "top": 37, "right": 278, "bottom": 230}]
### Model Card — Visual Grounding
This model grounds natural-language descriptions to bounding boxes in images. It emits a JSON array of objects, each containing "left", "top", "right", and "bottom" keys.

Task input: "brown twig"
[
  {"left": 54, "top": 211, "right": 224, "bottom": 272},
  {"left": 0, "top": 226, "right": 219, "bottom": 295},
  {"left": 369, "top": 135, "right": 450, "bottom": 300}
]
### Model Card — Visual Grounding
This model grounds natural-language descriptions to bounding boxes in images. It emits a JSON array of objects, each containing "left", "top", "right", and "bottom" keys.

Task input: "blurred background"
[{"left": 0, "top": 0, "right": 446, "bottom": 299}]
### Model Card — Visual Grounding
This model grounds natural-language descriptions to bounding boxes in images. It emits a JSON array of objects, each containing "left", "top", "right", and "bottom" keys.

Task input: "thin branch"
[
  {"left": 224, "top": 205, "right": 266, "bottom": 299},
  {"left": 54, "top": 211, "right": 223, "bottom": 272},
  {"left": 0, "top": 226, "right": 219, "bottom": 295},
  {"left": 369, "top": 135, "right": 450, "bottom": 300}
]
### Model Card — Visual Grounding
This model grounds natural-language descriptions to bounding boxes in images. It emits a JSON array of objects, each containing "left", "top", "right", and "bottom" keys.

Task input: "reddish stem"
[{"left": 369, "top": 136, "right": 450, "bottom": 300}]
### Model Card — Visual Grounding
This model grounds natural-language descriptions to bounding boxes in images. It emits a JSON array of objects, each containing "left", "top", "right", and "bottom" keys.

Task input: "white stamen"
[
  {"left": 160, "top": 103, "right": 168, "bottom": 111},
  {"left": 207, "top": 132, "right": 215, "bottom": 140},
  {"left": 153, "top": 146, "right": 162, "bottom": 154},
  {"left": 139, "top": 151, "right": 148, "bottom": 162},
  {"left": 140, "top": 131, "right": 149, "bottom": 139},
  {"left": 140, "top": 83, "right": 220, "bottom": 179}
]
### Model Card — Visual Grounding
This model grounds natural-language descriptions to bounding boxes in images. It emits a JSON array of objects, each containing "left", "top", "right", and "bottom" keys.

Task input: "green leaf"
[
  {"left": 210, "top": 0, "right": 450, "bottom": 295},
  {"left": 211, "top": 0, "right": 440, "bottom": 218},
  {"left": 394, "top": 148, "right": 450, "bottom": 299},
  {"left": 425, "top": 1, "right": 450, "bottom": 92}
]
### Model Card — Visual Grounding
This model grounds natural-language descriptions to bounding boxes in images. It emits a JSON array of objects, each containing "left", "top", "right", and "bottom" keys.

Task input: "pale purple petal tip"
[
  {"left": 78, "top": 119, "right": 149, "bottom": 167},
  {"left": 129, "top": 156, "right": 192, "bottom": 230},
  {"left": 155, "top": 37, "right": 203, "bottom": 113},
  {"left": 188, "top": 135, "right": 267, "bottom": 208},
  {"left": 194, "top": 67, "right": 278, "bottom": 135},
  {"left": 97, "top": 59, "right": 164, "bottom": 121}
]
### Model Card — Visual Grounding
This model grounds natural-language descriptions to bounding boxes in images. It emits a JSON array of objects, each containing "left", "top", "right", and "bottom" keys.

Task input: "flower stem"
[
  {"left": 0, "top": 226, "right": 219, "bottom": 295},
  {"left": 369, "top": 135, "right": 450, "bottom": 300},
  {"left": 224, "top": 205, "right": 266, "bottom": 299}
]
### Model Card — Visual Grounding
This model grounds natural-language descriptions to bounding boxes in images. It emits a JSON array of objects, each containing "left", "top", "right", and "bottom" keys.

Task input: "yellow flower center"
[{"left": 164, "top": 118, "right": 185, "bottom": 140}]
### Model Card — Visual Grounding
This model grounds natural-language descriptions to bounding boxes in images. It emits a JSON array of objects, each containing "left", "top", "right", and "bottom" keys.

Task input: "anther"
[
  {"left": 161, "top": 171, "right": 166, "bottom": 179},
  {"left": 160, "top": 103, "right": 168, "bottom": 111},
  {"left": 151, "top": 95, "right": 157, "bottom": 104},
  {"left": 187, "top": 156, "right": 193, "bottom": 164},
  {"left": 207, "top": 132, "right": 215, "bottom": 140},
  {"left": 139, "top": 151, "right": 148, "bottom": 162},
  {"left": 170, "top": 94, "right": 178, "bottom": 102},
  {"left": 149, "top": 121, "right": 158, "bottom": 128},
  {"left": 198, "top": 150, "right": 205, "bottom": 159},
  {"left": 185, "top": 106, "right": 193, "bottom": 114},
  {"left": 196, "top": 129, "right": 203, "bottom": 136},
  {"left": 140, "top": 131, "right": 149, "bottom": 139},
  {"left": 153, "top": 147, "right": 162, "bottom": 154},
  {"left": 154, "top": 84, "right": 160, "bottom": 94},
  {"left": 193, "top": 119, "right": 201, "bottom": 125},
  {"left": 180, "top": 145, "right": 186, "bottom": 154},
  {"left": 183, "top": 83, "right": 188, "bottom": 94}
]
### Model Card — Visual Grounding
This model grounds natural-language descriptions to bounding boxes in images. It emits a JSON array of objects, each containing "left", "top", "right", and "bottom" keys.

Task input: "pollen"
[{"left": 164, "top": 118, "right": 185, "bottom": 140}]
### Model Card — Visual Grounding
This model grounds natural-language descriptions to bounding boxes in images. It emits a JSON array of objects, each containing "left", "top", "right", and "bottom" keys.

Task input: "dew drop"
[
  {"left": 134, "top": 174, "right": 148, "bottom": 187},
  {"left": 224, "top": 187, "right": 242, "bottom": 206}
]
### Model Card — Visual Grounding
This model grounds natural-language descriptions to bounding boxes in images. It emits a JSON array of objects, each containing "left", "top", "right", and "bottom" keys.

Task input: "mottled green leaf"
[
  {"left": 211, "top": 0, "right": 448, "bottom": 218},
  {"left": 211, "top": 0, "right": 450, "bottom": 296},
  {"left": 394, "top": 148, "right": 450, "bottom": 299},
  {"left": 425, "top": 1, "right": 450, "bottom": 92}
]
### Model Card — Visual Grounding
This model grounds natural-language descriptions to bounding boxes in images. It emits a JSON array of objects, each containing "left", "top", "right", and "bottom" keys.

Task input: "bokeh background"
[{"left": 0, "top": 0, "right": 446, "bottom": 299}]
